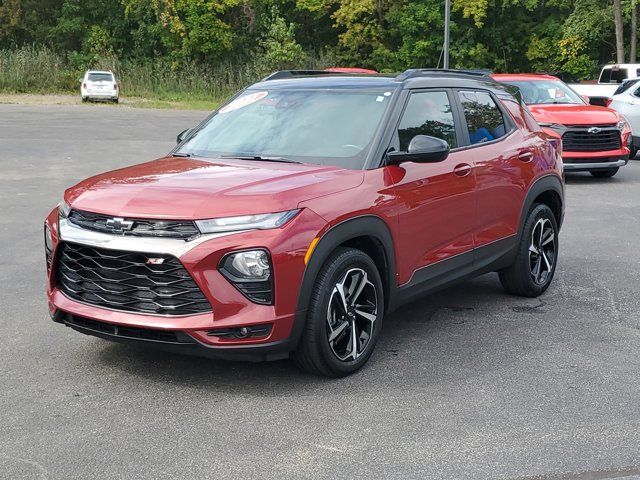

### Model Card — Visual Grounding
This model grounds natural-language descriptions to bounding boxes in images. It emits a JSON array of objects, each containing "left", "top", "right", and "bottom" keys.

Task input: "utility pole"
[{"left": 443, "top": 0, "right": 450, "bottom": 69}]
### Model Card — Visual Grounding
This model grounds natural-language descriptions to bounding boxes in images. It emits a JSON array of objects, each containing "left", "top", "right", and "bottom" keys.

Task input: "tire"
[
  {"left": 81, "top": 97, "right": 88, "bottom": 103},
  {"left": 630, "top": 147, "right": 638, "bottom": 159},
  {"left": 292, "top": 247, "right": 384, "bottom": 377},
  {"left": 590, "top": 167, "right": 619, "bottom": 178},
  {"left": 113, "top": 98, "right": 119, "bottom": 104},
  {"left": 499, "top": 203, "right": 559, "bottom": 297}
]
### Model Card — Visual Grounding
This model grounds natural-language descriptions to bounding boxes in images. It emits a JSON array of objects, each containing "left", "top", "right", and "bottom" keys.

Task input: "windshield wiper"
[
  {"left": 220, "top": 154, "right": 303, "bottom": 164},
  {"left": 172, "top": 152, "right": 192, "bottom": 157}
]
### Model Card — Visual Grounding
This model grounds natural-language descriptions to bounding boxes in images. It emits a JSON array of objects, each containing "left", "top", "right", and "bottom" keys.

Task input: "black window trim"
[
  {"left": 451, "top": 87, "right": 518, "bottom": 152},
  {"left": 375, "top": 87, "right": 467, "bottom": 168}
]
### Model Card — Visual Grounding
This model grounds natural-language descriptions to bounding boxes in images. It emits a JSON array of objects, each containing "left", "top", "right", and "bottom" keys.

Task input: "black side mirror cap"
[
  {"left": 386, "top": 135, "right": 450, "bottom": 165},
  {"left": 177, "top": 128, "right": 193, "bottom": 144}
]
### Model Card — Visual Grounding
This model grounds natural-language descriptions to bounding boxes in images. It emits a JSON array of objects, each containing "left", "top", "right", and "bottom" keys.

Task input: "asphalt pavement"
[{"left": 1, "top": 104, "right": 640, "bottom": 480}]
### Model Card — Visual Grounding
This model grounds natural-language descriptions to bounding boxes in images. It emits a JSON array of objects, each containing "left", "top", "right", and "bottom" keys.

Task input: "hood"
[
  {"left": 65, "top": 157, "right": 364, "bottom": 219},
  {"left": 527, "top": 104, "right": 621, "bottom": 126}
]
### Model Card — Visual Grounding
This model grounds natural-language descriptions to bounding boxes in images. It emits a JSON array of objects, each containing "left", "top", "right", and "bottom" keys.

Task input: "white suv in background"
[
  {"left": 609, "top": 78, "right": 640, "bottom": 158},
  {"left": 81, "top": 70, "right": 119, "bottom": 103}
]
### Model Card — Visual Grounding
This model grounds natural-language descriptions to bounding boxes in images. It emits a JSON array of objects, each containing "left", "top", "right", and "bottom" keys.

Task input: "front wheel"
[
  {"left": 499, "top": 203, "right": 558, "bottom": 297},
  {"left": 590, "top": 167, "right": 619, "bottom": 178},
  {"left": 292, "top": 247, "right": 384, "bottom": 377}
]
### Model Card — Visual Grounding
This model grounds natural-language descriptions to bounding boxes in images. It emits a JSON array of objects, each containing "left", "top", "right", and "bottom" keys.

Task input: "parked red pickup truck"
[{"left": 494, "top": 73, "right": 632, "bottom": 178}]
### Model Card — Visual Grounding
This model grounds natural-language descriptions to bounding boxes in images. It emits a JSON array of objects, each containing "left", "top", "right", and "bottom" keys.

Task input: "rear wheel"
[
  {"left": 499, "top": 203, "right": 558, "bottom": 297},
  {"left": 81, "top": 97, "right": 88, "bottom": 103},
  {"left": 590, "top": 167, "right": 619, "bottom": 178},
  {"left": 292, "top": 247, "right": 384, "bottom": 377},
  {"left": 630, "top": 147, "right": 638, "bottom": 159}
]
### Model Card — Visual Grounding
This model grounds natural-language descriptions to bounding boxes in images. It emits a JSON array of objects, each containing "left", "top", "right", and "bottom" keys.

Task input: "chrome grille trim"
[
  {"left": 59, "top": 218, "right": 248, "bottom": 258},
  {"left": 68, "top": 210, "right": 200, "bottom": 240}
]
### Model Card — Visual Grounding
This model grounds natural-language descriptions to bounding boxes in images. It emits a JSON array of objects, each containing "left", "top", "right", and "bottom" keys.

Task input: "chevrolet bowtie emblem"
[
  {"left": 587, "top": 127, "right": 602, "bottom": 134},
  {"left": 105, "top": 217, "right": 134, "bottom": 232}
]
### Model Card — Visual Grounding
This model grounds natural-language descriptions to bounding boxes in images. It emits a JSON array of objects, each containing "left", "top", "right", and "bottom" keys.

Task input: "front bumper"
[
  {"left": 563, "top": 158, "right": 628, "bottom": 172},
  {"left": 54, "top": 310, "right": 294, "bottom": 361},
  {"left": 45, "top": 207, "right": 326, "bottom": 360}
]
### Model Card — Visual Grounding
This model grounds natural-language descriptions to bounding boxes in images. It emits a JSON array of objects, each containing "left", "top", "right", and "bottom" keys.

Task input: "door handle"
[
  {"left": 518, "top": 151, "right": 534, "bottom": 162},
  {"left": 453, "top": 163, "right": 472, "bottom": 177}
]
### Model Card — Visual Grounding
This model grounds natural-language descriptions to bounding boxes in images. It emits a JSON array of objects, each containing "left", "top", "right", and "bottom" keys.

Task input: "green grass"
[{"left": 0, "top": 46, "right": 259, "bottom": 109}]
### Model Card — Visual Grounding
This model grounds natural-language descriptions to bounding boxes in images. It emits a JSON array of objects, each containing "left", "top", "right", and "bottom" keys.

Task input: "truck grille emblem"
[{"left": 587, "top": 127, "right": 602, "bottom": 134}]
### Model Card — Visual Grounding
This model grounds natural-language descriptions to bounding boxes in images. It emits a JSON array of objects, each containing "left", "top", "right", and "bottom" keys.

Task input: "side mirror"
[
  {"left": 580, "top": 95, "right": 591, "bottom": 104},
  {"left": 386, "top": 135, "right": 450, "bottom": 165},
  {"left": 176, "top": 128, "right": 193, "bottom": 144}
]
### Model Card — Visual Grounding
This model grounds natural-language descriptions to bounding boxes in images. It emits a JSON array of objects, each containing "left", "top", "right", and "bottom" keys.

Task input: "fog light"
[
  {"left": 237, "top": 327, "right": 250, "bottom": 338},
  {"left": 206, "top": 324, "right": 273, "bottom": 339}
]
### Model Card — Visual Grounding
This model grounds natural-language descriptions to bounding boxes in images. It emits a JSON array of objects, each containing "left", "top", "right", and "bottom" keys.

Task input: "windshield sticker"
[
  {"left": 376, "top": 96, "right": 385, "bottom": 102},
  {"left": 219, "top": 91, "right": 268, "bottom": 114}
]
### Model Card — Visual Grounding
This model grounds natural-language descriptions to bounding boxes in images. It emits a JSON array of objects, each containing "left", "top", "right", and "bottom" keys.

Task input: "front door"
[{"left": 389, "top": 90, "right": 477, "bottom": 286}]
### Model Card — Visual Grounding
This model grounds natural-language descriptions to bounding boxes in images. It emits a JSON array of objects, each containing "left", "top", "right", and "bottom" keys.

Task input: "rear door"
[{"left": 454, "top": 89, "right": 539, "bottom": 261}]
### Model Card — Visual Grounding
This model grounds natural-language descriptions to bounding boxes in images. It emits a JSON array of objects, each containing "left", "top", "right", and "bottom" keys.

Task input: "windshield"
[
  {"left": 504, "top": 80, "right": 584, "bottom": 105},
  {"left": 88, "top": 73, "right": 114, "bottom": 82},
  {"left": 177, "top": 88, "right": 393, "bottom": 169}
]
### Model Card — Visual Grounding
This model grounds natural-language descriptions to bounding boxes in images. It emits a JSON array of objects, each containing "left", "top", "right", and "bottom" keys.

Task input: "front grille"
[
  {"left": 562, "top": 127, "right": 621, "bottom": 152},
  {"left": 65, "top": 315, "right": 196, "bottom": 344},
  {"left": 56, "top": 243, "right": 212, "bottom": 315},
  {"left": 68, "top": 210, "right": 200, "bottom": 240}
]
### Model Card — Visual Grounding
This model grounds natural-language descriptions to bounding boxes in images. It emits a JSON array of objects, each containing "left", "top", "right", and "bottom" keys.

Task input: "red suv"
[
  {"left": 45, "top": 69, "right": 564, "bottom": 377},
  {"left": 493, "top": 73, "right": 632, "bottom": 178}
]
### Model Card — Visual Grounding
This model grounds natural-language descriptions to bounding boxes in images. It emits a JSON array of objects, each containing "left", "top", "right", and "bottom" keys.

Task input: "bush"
[{"left": 0, "top": 45, "right": 335, "bottom": 102}]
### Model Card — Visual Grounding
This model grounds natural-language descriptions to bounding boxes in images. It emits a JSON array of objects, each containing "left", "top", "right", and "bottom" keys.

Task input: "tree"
[
  {"left": 614, "top": 0, "right": 624, "bottom": 63},
  {"left": 631, "top": 0, "right": 637, "bottom": 62}
]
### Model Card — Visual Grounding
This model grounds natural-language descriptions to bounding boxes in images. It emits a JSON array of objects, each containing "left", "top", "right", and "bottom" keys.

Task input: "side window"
[
  {"left": 397, "top": 91, "right": 457, "bottom": 150},
  {"left": 458, "top": 90, "right": 508, "bottom": 145},
  {"left": 633, "top": 86, "right": 640, "bottom": 98}
]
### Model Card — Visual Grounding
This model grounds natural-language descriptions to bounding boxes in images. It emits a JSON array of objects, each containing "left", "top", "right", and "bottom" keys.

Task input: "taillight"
[
  {"left": 113, "top": 83, "right": 118, "bottom": 90},
  {"left": 605, "top": 98, "right": 613, "bottom": 107},
  {"left": 82, "top": 83, "right": 87, "bottom": 89}
]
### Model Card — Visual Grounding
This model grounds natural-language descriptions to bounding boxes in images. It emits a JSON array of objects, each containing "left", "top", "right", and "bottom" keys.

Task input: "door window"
[
  {"left": 458, "top": 90, "right": 508, "bottom": 145},
  {"left": 397, "top": 91, "right": 458, "bottom": 150}
]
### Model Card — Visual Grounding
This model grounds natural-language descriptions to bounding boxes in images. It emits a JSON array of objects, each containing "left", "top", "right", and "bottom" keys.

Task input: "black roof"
[{"left": 251, "top": 69, "right": 512, "bottom": 97}]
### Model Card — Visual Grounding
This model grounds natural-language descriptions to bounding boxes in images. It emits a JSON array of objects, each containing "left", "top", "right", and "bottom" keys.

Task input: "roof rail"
[
  {"left": 262, "top": 70, "right": 348, "bottom": 82},
  {"left": 396, "top": 68, "right": 493, "bottom": 81},
  {"left": 262, "top": 69, "right": 380, "bottom": 81}
]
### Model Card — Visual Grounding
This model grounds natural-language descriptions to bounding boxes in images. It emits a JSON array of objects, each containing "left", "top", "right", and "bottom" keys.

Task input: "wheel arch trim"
[
  {"left": 518, "top": 174, "right": 564, "bottom": 240},
  {"left": 290, "top": 215, "right": 398, "bottom": 349}
]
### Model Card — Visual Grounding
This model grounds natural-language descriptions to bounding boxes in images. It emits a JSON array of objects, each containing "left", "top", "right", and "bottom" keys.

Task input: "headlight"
[
  {"left": 617, "top": 119, "right": 628, "bottom": 131},
  {"left": 219, "top": 249, "right": 273, "bottom": 304},
  {"left": 538, "top": 123, "right": 564, "bottom": 130},
  {"left": 59, "top": 199, "right": 71, "bottom": 219},
  {"left": 195, "top": 210, "right": 299, "bottom": 234}
]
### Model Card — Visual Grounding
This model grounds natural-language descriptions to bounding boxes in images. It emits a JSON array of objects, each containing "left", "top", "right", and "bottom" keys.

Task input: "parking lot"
[{"left": 1, "top": 103, "right": 640, "bottom": 479}]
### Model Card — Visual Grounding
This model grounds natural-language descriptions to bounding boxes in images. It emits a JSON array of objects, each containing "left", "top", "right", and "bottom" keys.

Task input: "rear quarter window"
[{"left": 500, "top": 99, "right": 526, "bottom": 130}]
